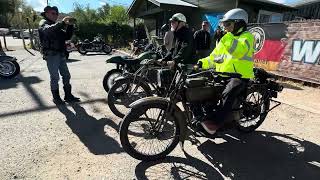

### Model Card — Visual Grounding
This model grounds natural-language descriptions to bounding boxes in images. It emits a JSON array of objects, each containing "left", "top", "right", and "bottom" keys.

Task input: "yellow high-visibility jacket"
[{"left": 198, "top": 31, "right": 255, "bottom": 79}]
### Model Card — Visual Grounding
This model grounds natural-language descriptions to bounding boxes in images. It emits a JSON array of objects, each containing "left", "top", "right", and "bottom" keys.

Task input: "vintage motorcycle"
[
  {"left": 77, "top": 36, "right": 112, "bottom": 55},
  {"left": 119, "top": 64, "right": 283, "bottom": 161},
  {"left": 0, "top": 55, "right": 20, "bottom": 79},
  {"left": 132, "top": 38, "right": 149, "bottom": 55},
  {"left": 102, "top": 45, "right": 167, "bottom": 92}
]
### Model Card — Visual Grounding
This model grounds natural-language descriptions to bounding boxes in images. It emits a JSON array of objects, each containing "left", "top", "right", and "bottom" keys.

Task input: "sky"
[
  {"left": 26, "top": 0, "right": 312, "bottom": 13},
  {"left": 25, "top": 0, "right": 133, "bottom": 12}
]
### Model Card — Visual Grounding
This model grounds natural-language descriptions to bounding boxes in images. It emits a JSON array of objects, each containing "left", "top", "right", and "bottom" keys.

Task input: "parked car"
[
  {"left": 20, "top": 30, "right": 30, "bottom": 39},
  {"left": 11, "top": 29, "right": 20, "bottom": 38}
]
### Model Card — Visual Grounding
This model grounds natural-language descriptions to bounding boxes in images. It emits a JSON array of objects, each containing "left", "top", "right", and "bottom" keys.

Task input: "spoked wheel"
[
  {"left": 107, "top": 78, "right": 152, "bottom": 118},
  {"left": 103, "top": 69, "right": 124, "bottom": 93},
  {"left": 0, "top": 61, "right": 20, "bottom": 79},
  {"left": 236, "top": 90, "right": 270, "bottom": 133},
  {"left": 119, "top": 102, "right": 180, "bottom": 161}
]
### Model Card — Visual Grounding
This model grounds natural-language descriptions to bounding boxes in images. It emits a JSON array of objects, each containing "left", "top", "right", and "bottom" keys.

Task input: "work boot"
[
  {"left": 63, "top": 85, "right": 80, "bottom": 103},
  {"left": 51, "top": 89, "right": 65, "bottom": 105},
  {"left": 200, "top": 120, "right": 220, "bottom": 135}
]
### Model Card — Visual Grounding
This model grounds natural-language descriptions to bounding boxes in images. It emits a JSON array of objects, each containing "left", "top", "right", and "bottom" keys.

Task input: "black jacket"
[
  {"left": 164, "top": 26, "right": 196, "bottom": 64},
  {"left": 38, "top": 19, "right": 73, "bottom": 53},
  {"left": 194, "top": 29, "right": 211, "bottom": 50}
]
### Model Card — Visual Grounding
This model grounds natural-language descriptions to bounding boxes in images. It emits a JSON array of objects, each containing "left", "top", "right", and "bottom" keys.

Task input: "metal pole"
[
  {"left": 47, "top": 0, "right": 48, "bottom": 6},
  {"left": 26, "top": 18, "right": 35, "bottom": 49},
  {"left": 3, "top": 35, "right": 8, "bottom": 51}
]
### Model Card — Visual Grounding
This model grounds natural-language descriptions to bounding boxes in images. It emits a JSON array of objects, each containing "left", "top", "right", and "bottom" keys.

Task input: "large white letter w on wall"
[{"left": 292, "top": 40, "right": 320, "bottom": 64}]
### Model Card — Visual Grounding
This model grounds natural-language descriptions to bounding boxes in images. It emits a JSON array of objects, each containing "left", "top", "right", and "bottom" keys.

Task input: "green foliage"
[
  {"left": 0, "top": 0, "right": 40, "bottom": 29},
  {"left": 108, "top": 5, "right": 129, "bottom": 24},
  {"left": 71, "top": 3, "right": 133, "bottom": 47},
  {"left": 74, "top": 22, "right": 133, "bottom": 47}
]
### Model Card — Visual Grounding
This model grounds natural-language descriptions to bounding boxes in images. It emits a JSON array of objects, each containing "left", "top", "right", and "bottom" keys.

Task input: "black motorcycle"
[
  {"left": 0, "top": 55, "right": 20, "bottom": 79},
  {"left": 119, "top": 65, "right": 283, "bottom": 161},
  {"left": 132, "top": 38, "right": 149, "bottom": 55},
  {"left": 77, "top": 36, "right": 112, "bottom": 55},
  {"left": 102, "top": 45, "right": 167, "bottom": 92}
]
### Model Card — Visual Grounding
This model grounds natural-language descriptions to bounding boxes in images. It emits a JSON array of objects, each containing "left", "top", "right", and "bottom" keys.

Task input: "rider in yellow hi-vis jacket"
[{"left": 197, "top": 8, "right": 255, "bottom": 134}]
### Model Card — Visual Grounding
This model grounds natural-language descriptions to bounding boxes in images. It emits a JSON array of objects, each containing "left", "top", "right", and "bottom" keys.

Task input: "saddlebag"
[{"left": 185, "top": 78, "right": 224, "bottom": 103}]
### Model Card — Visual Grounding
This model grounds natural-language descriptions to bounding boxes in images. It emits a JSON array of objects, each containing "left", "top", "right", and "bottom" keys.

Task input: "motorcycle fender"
[
  {"left": 114, "top": 75, "right": 126, "bottom": 82},
  {"left": 137, "top": 51, "right": 153, "bottom": 60},
  {"left": 129, "top": 96, "right": 188, "bottom": 142},
  {"left": 106, "top": 56, "right": 126, "bottom": 64}
]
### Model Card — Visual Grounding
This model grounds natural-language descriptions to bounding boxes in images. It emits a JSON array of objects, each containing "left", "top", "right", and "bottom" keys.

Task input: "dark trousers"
[
  {"left": 213, "top": 78, "right": 247, "bottom": 124},
  {"left": 45, "top": 53, "right": 71, "bottom": 90}
]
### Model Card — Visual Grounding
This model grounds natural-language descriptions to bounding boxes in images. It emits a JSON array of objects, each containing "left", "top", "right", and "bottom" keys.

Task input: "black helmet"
[{"left": 41, "top": 6, "right": 59, "bottom": 17}]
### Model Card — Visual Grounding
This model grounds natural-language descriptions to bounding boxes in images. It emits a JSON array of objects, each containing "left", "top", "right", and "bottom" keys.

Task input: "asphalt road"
[{"left": 0, "top": 49, "right": 319, "bottom": 179}]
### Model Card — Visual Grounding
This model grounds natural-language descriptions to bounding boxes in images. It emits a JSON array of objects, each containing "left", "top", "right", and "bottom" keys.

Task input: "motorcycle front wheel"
[
  {"left": 0, "top": 60, "right": 20, "bottom": 79},
  {"left": 119, "top": 102, "right": 180, "bottom": 161},
  {"left": 107, "top": 77, "right": 152, "bottom": 118},
  {"left": 103, "top": 69, "right": 123, "bottom": 92}
]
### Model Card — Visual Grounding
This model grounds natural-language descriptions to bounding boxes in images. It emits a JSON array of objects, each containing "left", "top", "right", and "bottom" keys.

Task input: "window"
[{"left": 258, "top": 10, "right": 283, "bottom": 23}]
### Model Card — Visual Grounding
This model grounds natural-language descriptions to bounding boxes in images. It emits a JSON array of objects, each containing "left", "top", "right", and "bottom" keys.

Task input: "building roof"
[
  {"left": 291, "top": 0, "right": 320, "bottom": 7},
  {"left": 128, "top": 0, "right": 197, "bottom": 17},
  {"left": 149, "top": 0, "right": 197, "bottom": 7},
  {"left": 246, "top": 0, "right": 295, "bottom": 9},
  {"left": 257, "top": 0, "right": 320, "bottom": 7}
]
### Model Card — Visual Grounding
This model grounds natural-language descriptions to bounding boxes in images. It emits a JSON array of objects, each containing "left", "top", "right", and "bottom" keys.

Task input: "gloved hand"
[
  {"left": 166, "top": 61, "right": 175, "bottom": 68},
  {"left": 63, "top": 16, "right": 76, "bottom": 25}
]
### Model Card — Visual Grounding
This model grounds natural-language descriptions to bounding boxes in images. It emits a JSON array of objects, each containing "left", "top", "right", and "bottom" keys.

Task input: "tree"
[
  {"left": 0, "top": 0, "right": 23, "bottom": 27},
  {"left": 108, "top": 5, "right": 129, "bottom": 24},
  {"left": 97, "top": 4, "right": 110, "bottom": 20}
]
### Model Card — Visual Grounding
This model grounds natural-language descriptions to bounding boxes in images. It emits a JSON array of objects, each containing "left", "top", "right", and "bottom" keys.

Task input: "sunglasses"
[
  {"left": 48, "top": 11, "right": 58, "bottom": 16},
  {"left": 223, "top": 21, "right": 233, "bottom": 27}
]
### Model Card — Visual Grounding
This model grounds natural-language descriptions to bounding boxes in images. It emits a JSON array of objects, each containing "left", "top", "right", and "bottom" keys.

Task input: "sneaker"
[{"left": 200, "top": 121, "right": 219, "bottom": 135}]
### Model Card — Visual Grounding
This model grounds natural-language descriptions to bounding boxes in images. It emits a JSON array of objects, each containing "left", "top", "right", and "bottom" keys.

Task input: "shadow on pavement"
[
  {"left": 197, "top": 131, "right": 320, "bottom": 180},
  {"left": 66, "top": 58, "right": 81, "bottom": 63},
  {"left": 0, "top": 75, "right": 42, "bottom": 90},
  {"left": 135, "top": 156, "right": 223, "bottom": 180},
  {"left": 57, "top": 103, "right": 123, "bottom": 155}
]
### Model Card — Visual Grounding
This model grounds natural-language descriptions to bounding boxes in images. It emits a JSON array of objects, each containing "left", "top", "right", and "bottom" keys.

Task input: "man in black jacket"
[
  {"left": 194, "top": 21, "right": 211, "bottom": 59},
  {"left": 38, "top": 6, "right": 80, "bottom": 105},
  {"left": 161, "top": 13, "right": 195, "bottom": 66}
]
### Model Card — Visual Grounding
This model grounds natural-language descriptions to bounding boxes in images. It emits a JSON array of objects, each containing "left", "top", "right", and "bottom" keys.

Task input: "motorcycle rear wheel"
[
  {"left": 0, "top": 61, "right": 20, "bottom": 79},
  {"left": 78, "top": 46, "right": 87, "bottom": 55},
  {"left": 103, "top": 45, "right": 112, "bottom": 54},
  {"left": 236, "top": 90, "right": 270, "bottom": 133}
]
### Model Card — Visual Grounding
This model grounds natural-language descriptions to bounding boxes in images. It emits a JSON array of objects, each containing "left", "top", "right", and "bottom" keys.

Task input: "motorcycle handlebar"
[{"left": 186, "top": 68, "right": 242, "bottom": 79}]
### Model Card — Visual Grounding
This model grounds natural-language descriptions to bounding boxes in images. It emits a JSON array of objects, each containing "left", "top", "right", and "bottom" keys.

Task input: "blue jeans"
[{"left": 45, "top": 53, "right": 71, "bottom": 90}]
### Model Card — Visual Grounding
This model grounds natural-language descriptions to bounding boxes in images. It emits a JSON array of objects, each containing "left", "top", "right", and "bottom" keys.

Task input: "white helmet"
[
  {"left": 169, "top": 13, "right": 187, "bottom": 23},
  {"left": 221, "top": 8, "right": 248, "bottom": 24}
]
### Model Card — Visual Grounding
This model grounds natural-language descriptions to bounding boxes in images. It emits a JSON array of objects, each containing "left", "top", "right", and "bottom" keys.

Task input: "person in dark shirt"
[
  {"left": 38, "top": 6, "right": 80, "bottom": 105},
  {"left": 161, "top": 13, "right": 196, "bottom": 66},
  {"left": 194, "top": 21, "right": 211, "bottom": 59},
  {"left": 212, "top": 25, "right": 225, "bottom": 49}
]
